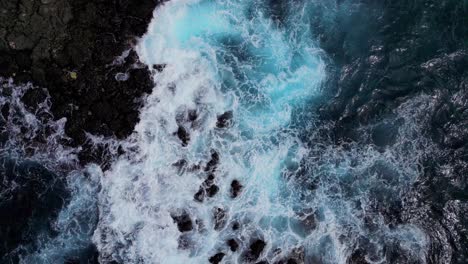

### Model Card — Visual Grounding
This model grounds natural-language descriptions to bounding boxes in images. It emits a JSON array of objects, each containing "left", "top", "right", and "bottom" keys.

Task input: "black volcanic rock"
[
  {"left": 227, "top": 239, "right": 239, "bottom": 252},
  {"left": 205, "top": 150, "right": 220, "bottom": 172},
  {"left": 176, "top": 126, "right": 190, "bottom": 146},
  {"left": 209, "top": 252, "right": 225, "bottom": 264},
  {"left": 0, "top": 0, "right": 162, "bottom": 164},
  {"left": 230, "top": 179, "right": 243, "bottom": 198},
  {"left": 171, "top": 211, "right": 193, "bottom": 233},
  {"left": 194, "top": 173, "right": 220, "bottom": 202},
  {"left": 1, "top": 0, "right": 161, "bottom": 261},
  {"left": 213, "top": 207, "right": 227, "bottom": 230},
  {"left": 216, "top": 110, "right": 233, "bottom": 128},
  {"left": 243, "top": 239, "right": 266, "bottom": 262}
]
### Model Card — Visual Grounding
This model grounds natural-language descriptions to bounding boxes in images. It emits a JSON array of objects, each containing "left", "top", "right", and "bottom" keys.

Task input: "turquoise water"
[
  {"left": 93, "top": 0, "right": 430, "bottom": 263},
  {"left": 0, "top": 1, "right": 454, "bottom": 263},
  {"left": 139, "top": 0, "right": 324, "bottom": 131}
]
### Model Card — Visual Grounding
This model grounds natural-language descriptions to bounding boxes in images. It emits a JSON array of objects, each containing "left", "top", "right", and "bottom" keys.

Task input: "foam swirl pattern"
[{"left": 93, "top": 0, "right": 432, "bottom": 263}]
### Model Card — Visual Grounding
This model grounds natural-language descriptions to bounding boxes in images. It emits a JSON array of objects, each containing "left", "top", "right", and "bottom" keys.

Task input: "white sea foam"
[
  {"left": 93, "top": 1, "right": 432, "bottom": 263},
  {"left": 17, "top": 165, "right": 102, "bottom": 264},
  {"left": 0, "top": 78, "right": 103, "bottom": 263},
  {"left": 0, "top": 78, "right": 78, "bottom": 166}
]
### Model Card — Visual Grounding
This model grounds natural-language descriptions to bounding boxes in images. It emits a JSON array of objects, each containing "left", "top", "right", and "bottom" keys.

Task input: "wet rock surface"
[
  {"left": 0, "top": 0, "right": 161, "bottom": 164},
  {"left": 171, "top": 211, "right": 194, "bottom": 232},
  {"left": 209, "top": 252, "right": 225, "bottom": 264},
  {"left": 0, "top": 0, "right": 159, "bottom": 262},
  {"left": 194, "top": 173, "right": 220, "bottom": 202},
  {"left": 213, "top": 207, "right": 227, "bottom": 230},
  {"left": 0, "top": 0, "right": 467, "bottom": 263},
  {"left": 176, "top": 125, "right": 190, "bottom": 146},
  {"left": 227, "top": 239, "right": 239, "bottom": 252},
  {"left": 243, "top": 239, "right": 267, "bottom": 262},
  {"left": 216, "top": 110, "right": 233, "bottom": 128},
  {"left": 230, "top": 179, "right": 243, "bottom": 198}
]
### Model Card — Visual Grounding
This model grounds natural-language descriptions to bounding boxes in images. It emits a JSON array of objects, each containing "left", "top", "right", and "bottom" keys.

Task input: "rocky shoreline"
[
  {"left": 0, "top": 0, "right": 160, "bottom": 262},
  {"left": 3, "top": 0, "right": 465, "bottom": 169},
  {"left": 0, "top": 0, "right": 161, "bottom": 164},
  {"left": 0, "top": 0, "right": 467, "bottom": 263}
]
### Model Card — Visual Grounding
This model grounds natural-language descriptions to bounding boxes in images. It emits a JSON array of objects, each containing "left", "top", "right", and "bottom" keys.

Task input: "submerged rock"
[
  {"left": 206, "top": 184, "right": 220, "bottom": 197},
  {"left": 243, "top": 239, "right": 267, "bottom": 262},
  {"left": 230, "top": 179, "right": 243, "bottom": 198},
  {"left": 171, "top": 211, "right": 193, "bottom": 233},
  {"left": 194, "top": 173, "right": 220, "bottom": 202},
  {"left": 194, "top": 188, "right": 205, "bottom": 202},
  {"left": 227, "top": 239, "right": 239, "bottom": 252},
  {"left": 213, "top": 207, "right": 227, "bottom": 230},
  {"left": 176, "top": 126, "right": 190, "bottom": 146},
  {"left": 209, "top": 252, "right": 225, "bottom": 264},
  {"left": 205, "top": 150, "right": 220, "bottom": 172},
  {"left": 216, "top": 110, "right": 233, "bottom": 128}
]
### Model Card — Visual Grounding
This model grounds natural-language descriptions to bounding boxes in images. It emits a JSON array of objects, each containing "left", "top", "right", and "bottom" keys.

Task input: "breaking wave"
[
  {"left": 92, "top": 1, "right": 434, "bottom": 263},
  {"left": 0, "top": 78, "right": 101, "bottom": 263}
]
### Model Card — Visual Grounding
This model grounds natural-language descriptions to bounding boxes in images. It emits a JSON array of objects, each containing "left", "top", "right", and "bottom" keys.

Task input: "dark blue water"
[
  {"left": 0, "top": 79, "right": 100, "bottom": 263},
  {"left": 93, "top": 0, "right": 430, "bottom": 263},
  {"left": 1, "top": 0, "right": 467, "bottom": 263}
]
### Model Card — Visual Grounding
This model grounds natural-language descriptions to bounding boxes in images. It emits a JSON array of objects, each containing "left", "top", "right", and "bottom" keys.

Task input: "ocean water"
[
  {"left": 0, "top": 78, "right": 101, "bottom": 263},
  {"left": 92, "top": 0, "right": 432, "bottom": 263},
  {"left": 2, "top": 0, "right": 461, "bottom": 263}
]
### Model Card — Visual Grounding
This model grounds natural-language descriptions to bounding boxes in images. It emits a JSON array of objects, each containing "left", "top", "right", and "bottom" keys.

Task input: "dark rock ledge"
[
  {"left": 0, "top": 0, "right": 163, "bottom": 262},
  {"left": 0, "top": 0, "right": 163, "bottom": 164}
]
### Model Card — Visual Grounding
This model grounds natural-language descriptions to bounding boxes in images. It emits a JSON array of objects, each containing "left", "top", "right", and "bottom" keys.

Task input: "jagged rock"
[
  {"left": 231, "top": 179, "right": 243, "bottom": 198},
  {"left": 205, "top": 150, "right": 220, "bottom": 172},
  {"left": 194, "top": 174, "right": 220, "bottom": 202},
  {"left": 209, "top": 252, "right": 225, "bottom": 264},
  {"left": 227, "top": 239, "right": 239, "bottom": 252},
  {"left": 213, "top": 207, "right": 227, "bottom": 230},
  {"left": 176, "top": 126, "right": 190, "bottom": 146},
  {"left": 207, "top": 184, "right": 220, "bottom": 197},
  {"left": 216, "top": 110, "right": 233, "bottom": 128},
  {"left": 244, "top": 239, "right": 266, "bottom": 262},
  {"left": 0, "top": 0, "right": 160, "bottom": 165},
  {"left": 171, "top": 212, "right": 193, "bottom": 233}
]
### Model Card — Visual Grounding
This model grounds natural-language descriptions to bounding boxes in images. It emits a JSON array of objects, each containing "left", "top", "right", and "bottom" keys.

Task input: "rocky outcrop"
[
  {"left": 0, "top": 0, "right": 162, "bottom": 164},
  {"left": 0, "top": 0, "right": 161, "bottom": 262}
]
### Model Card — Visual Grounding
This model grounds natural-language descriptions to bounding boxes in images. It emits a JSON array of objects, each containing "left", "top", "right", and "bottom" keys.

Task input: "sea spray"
[
  {"left": 0, "top": 78, "right": 101, "bottom": 263},
  {"left": 93, "top": 0, "right": 431, "bottom": 263},
  {"left": 94, "top": 0, "right": 326, "bottom": 262}
]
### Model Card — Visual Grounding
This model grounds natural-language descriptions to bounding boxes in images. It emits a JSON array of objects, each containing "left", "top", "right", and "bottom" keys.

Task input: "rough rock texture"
[
  {"left": 0, "top": 0, "right": 160, "bottom": 262},
  {"left": 0, "top": 0, "right": 467, "bottom": 263},
  {"left": 0, "top": 0, "right": 161, "bottom": 164}
]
